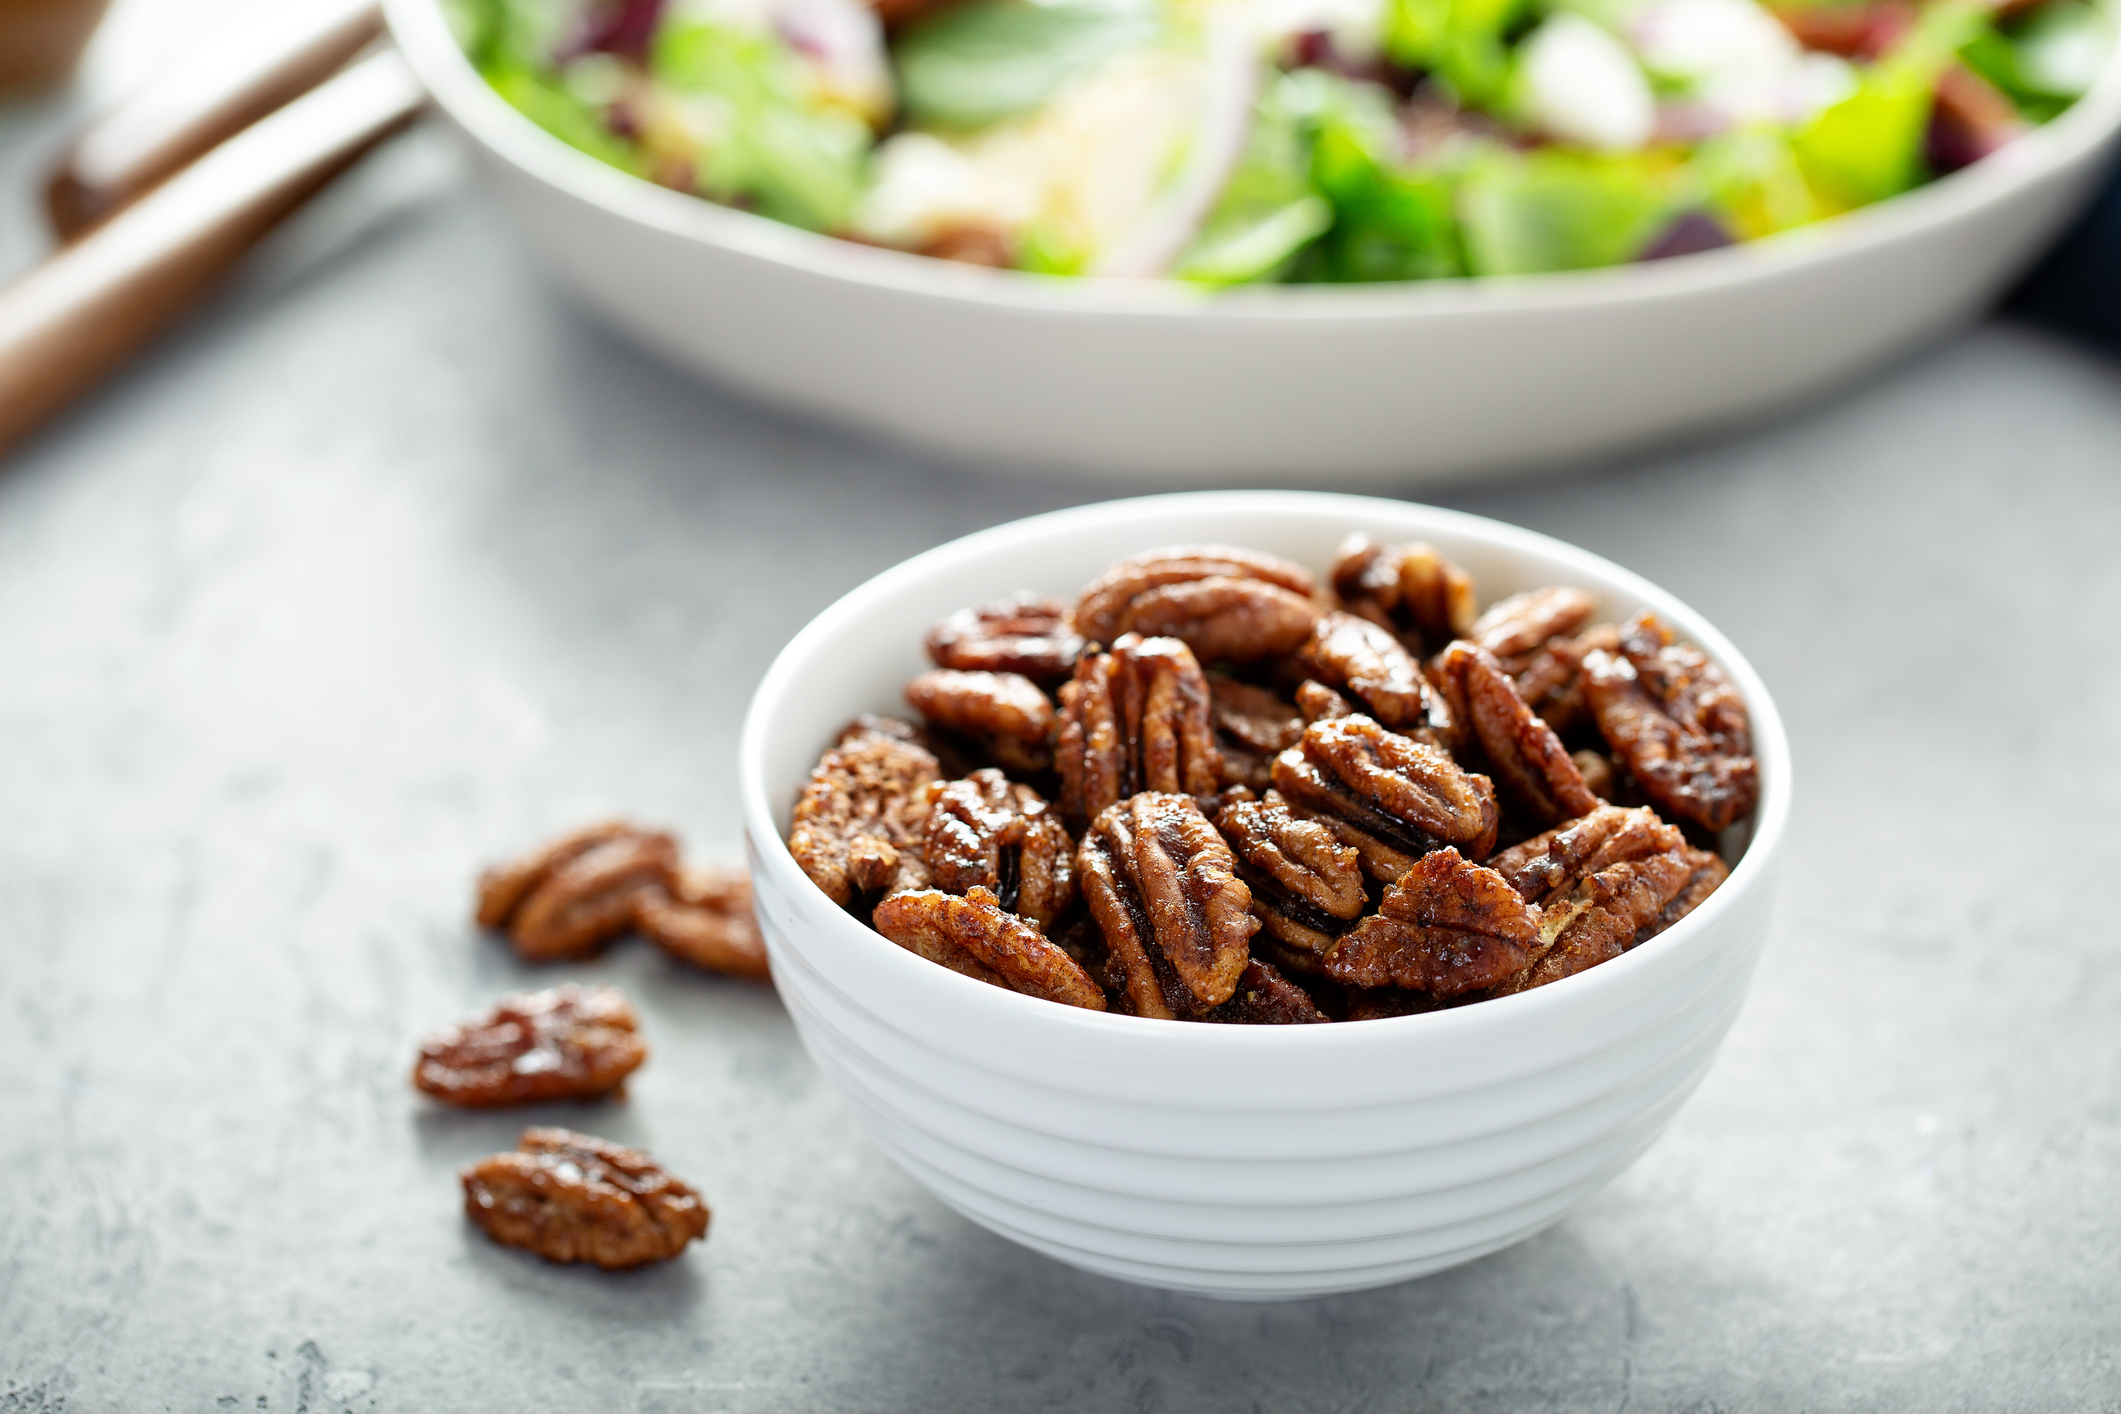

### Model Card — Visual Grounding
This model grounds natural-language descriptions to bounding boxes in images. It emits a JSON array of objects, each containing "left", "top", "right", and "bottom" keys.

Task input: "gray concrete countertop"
[{"left": 2, "top": 55, "right": 2119, "bottom": 1414}]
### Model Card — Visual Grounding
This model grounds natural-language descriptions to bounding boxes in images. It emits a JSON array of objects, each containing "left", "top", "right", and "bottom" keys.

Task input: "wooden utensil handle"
[
  {"left": 0, "top": 50, "right": 424, "bottom": 461},
  {"left": 47, "top": 0, "right": 385, "bottom": 238}
]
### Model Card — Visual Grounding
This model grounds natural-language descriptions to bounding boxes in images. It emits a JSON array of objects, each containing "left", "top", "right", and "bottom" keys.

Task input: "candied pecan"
[
  {"left": 1572, "top": 750, "right": 1616, "bottom": 802},
  {"left": 1070, "top": 546, "right": 1317, "bottom": 654},
  {"left": 1643, "top": 846, "right": 1730, "bottom": 940},
  {"left": 1206, "top": 958, "right": 1328, "bottom": 1024},
  {"left": 1209, "top": 677, "right": 1303, "bottom": 791},
  {"left": 1488, "top": 805, "right": 1685, "bottom": 907},
  {"left": 461, "top": 1127, "right": 709, "bottom": 1269},
  {"left": 1079, "top": 793, "right": 1257, "bottom": 1018},
  {"left": 476, "top": 820, "right": 637, "bottom": 929},
  {"left": 1272, "top": 716, "right": 1499, "bottom": 884},
  {"left": 1436, "top": 641, "right": 1598, "bottom": 828},
  {"left": 1296, "top": 611, "right": 1455, "bottom": 744},
  {"left": 1329, "top": 534, "right": 1476, "bottom": 654},
  {"left": 1294, "top": 679, "right": 1354, "bottom": 723},
  {"left": 906, "top": 670, "right": 1054, "bottom": 750},
  {"left": 1325, "top": 848, "right": 1544, "bottom": 997},
  {"left": 1495, "top": 848, "right": 1697, "bottom": 994},
  {"left": 922, "top": 769, "right": 1075, "bottom": 931},
  {"left": 1584, "top": 612, "right": 1757, "bottom": 832},
  {"left": 788, "top": 721, "right": 940, "bottom": 908},
  {"left": 874, "top": 887, "right": 1107, "bottom": 1010},
  {"left": 414, "top": 985, "right": 647, "bottom": 1107},
  {"left": 1054, "top": 634, "right": 1219, "bottom": 832},
  {"left": 633, "top": 864, "right": 771, "bottom": 982},
  {"left": 1344, "top": 986, "right": 1455, "bottom": 1021},
  {"left": 1471, "top": 587, "right": 1599, "bottom": 658},
  {"left": 495, "top": 829, "right": 680, "bottom": 961},
  {"left": 926, "top": 592, "right": 1083, "bottom": 682},
  {"left": 1213, "top": 792, "right": 1364, "bottom": 973}
]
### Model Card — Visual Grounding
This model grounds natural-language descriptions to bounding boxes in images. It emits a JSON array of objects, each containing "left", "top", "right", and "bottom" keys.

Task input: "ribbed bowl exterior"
[{"left": 740, "top": 493, "right": 1791, "bottom": 1299}]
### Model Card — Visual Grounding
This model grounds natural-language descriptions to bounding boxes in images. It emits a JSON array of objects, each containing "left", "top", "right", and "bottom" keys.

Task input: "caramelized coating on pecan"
[
  {"left": 414, "top": 985, "right": 647, "bottom": 1107},
  {"left": 1584, "top": 612, "right": 1757, "bottom": 832},
  {"left": 1115, "top": 576, "right": 1322, "bottom": 665},
  {"left": 1209, "top": 677, "right": 1303, "bottom": 791},
  {"left": 926, "top": 592, "right": 1083, "bottom": 682},
  {"left": 1495, "top": 849, "right": 1697, "bottom": 994},
  {"left": 1079, "top": 793, "right": 1257, "bottom": 1018},
  {"left": 461, "top": 1127, "right": 709, "bottom": 1269},
  {"left": 1054, "top": 634, "right": 1219, "bottom": 832},
  {"left": 1343, "top": 986, "right": 1455, "bottom": 1021},
  {"left": 1436, "top": 641, "right": 1598, "bottom": 828},
  {"left": 906, "top": 670, "right": 1055, "bottom": 749},
  {"left": 874, "top": 887, "right": 1107, "bottom": 1009},
  {"left": 788, "top": 721, "right": 940, "bottom": 907},
  {"left": 1213, "top": 793, "right": 1364, "bottom": 973},
  {"left": 923, "top": 769, "right": 1076, "bottom": 931},
  {"left": 476, "top": 820, "right": 637, "bottom": 929},
  {"left": 1272, "top": 716, "right": 1499, "bottom": 883},
  {"left": 1206, "top": 959, "right": 1329, "bottom": 1024},
  {"left": 633, "top": 865, "right": 772, "bottom": 982},
  {"left": 1294, "top": 679, "right": 1354, "bottom": 723},
  {"left": 1070, "top": 545, "right": 1317, "bottom": 651},
  {"left": 490, "top": 828, "right": 680, "bottom": 961},
  {"left": 1650, "top": 847, "right": 1730, "bottom": 937},
  {"left": 1471, "top": 587, "right": 1599, "bottom": 658},
  {"left": 1325, "top": 848, "right": 1544, "bottom": 996},
  {"left": 1489, "top": 805, "right": 1685, "bottom": 907},
  {"left": 1330, "top": 534, "right": 1477, "bottom": 654},
  {"left": 1297, "top": 611, "right": 1455, "bottom": 744}
]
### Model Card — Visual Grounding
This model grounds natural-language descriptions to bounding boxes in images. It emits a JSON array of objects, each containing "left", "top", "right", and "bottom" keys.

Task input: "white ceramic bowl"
[
  {"left": 385, "top": 0, "right": 2121, "bottom": 482},
  {"left": 736, "top": 491, "right": 1792, "bottom": 1299}
]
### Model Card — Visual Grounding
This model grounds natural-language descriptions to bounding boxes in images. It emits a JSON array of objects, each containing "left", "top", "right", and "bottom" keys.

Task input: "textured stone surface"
[{"left": 3, "top": 66, "right": 2120, "bottom": 1414}]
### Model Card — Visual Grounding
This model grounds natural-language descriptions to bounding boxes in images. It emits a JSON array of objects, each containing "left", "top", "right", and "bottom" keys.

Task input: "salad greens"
[{"left": 448, "top": 0, "right": 2112, "bottom": 282}]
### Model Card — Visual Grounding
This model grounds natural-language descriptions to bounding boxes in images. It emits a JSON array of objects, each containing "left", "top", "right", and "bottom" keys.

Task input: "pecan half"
[
  {"left": 1488, "top": 805, "right": 1686, "bottom": 907},
  {"left": 1294, "top": 679, "right": 1354, "bottom": 723},
  {"left": 1272, "top": 715, "right": 1499, "bottom": 883},
  {"left": 461, "top": 1127, "right": 710, "bottom": 1269},
  {"left": 1070, "top": 545, "right": 1317, "bottom": 652},
  {"left": 788, "top": 720, "right": 940, "bottom": 908},
  {"left": 633, "top": 864, "right": 771, "bottom": 982},
  {"left": 1329, "top": 534, "right": 1477, "bottom": 655},
  {"left": 1297, "top": 611, "right": 1455, "bottom": 745},
  {"left": 1205, "top": 959, "right": 1328, "bottom": 1024},
  {"left": 925, "top": 592, "right": 1083, "bottom": 682},
  {"left": 485, "top": 828, "right": 680, "bottom": 961},
  {"left": 1079, "top": 793, "right": 1258, "bottom": 1018},
  {"left": 1471, "top": 587, "right": 1599, "bottom": 658},
  {"left": 922, "top": 769, "right": 1075, "bottom": 931},
  {"left": 1584, "top": 612, "right": 1757, "bottom": 832},
  {"left": 1209, "top": 677, "right": 1303, "bottom": 791},
  {"left": 1112, "top": 576, "right": 1321, "bottom": 665},
  {"left": 1344, "top": 986, "right": 1455, "bottom": 1021},
  {"left": 1495, "top": 848, "right": 1697, "bottom": 994},
  {"left": 873, "top": 886, "right": 1107, "bottom": 1009},
  {"left": 1213, "top": 792, "right": 1364, "bottom": 974},
  {"left": 414, "top": 985, "right": 647, "bottom": 1107},
  {"left": 1054, "top": 634, "right": 1219, "bottom": 832},
  {"left": 1436, "top": 640, "right": 1598, "bottom": 828},
  {"left": 1324, "top": 848, "right": 1544, "bottom": 996},
  {"left": 905, "top": 668, "right": 1056, "bottom": 773}
]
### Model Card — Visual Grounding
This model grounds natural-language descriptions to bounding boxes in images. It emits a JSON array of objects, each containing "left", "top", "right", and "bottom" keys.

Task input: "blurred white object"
[
  {"left": 1629, "top": 0, "right": 1853, "bottom": 126},
  {"left": 385, "top": 0, "right": 2121, "bottom": 480},
  {"left": 1520, "top": 14, "right": 1656, "bottom": 150},
  {"left": 739, "top": 491, "right": 1792, "bottom": 1299}
]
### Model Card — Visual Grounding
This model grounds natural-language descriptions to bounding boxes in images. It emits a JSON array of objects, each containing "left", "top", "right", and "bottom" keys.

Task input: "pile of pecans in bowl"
[{"left": 786, "top": 538, "right": 1758, "bottom": 1023}]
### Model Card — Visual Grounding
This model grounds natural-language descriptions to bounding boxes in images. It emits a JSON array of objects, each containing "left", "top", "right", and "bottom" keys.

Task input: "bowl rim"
[
  {"left": 387, "top": 0, "right": 2121, "bottom": 320},
  {"left": 735, "top": 490, "right": 1793, "bottom": 1048}
]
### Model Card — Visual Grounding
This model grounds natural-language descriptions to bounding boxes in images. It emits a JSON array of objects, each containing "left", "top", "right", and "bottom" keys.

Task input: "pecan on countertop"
[
  {"left": 1079, "top": 793, "right": 1258, "bottom": 1018},
  {"left": 905, "top": 668, "right": 1056, "bottom": 774},
  {"left": 1272, "top": 715, "right": 1499, "bottom": 884},
  {"left": 633, "top": 864, "right": 771, "bottom": 982},
  {"left": 1213, "top": 791, "right": 1365, "bottom": 975},
  {"left": 1209, "top": 677, "right": 1304, "bottom": 791},
  {"left": 922, "top": 768, "right": 1076, "bottom": 931},
  {"left": 1584, "top": 611, "right": 1758, "bottom": 833},
  {"left": 478, "top": 824, "right": 679, "bottom": 961},
  {"left": 788, "top": 719, "right": 941, "bottom": 909},
  {"left": 1205, "top": 958, "right": 1328, "bottom": 1024},
  {"left": 414, "top": 984, "right": 647, "bottom": 1107},
  {"left": 874, "top": 886, "right": 1107, "bottom": 1009},
  {"left": 1069, "top": 546, "right": 1318, "bottom": 664},
  {"left": 1329, "top": 534, "right": 1477, "bottom": 656},
  {"left": 1054, "top": 633, "right": 1219, "bottom": 833},
  {"left": 1296, "top": 611, "right": 1455, "bottom": 746},
  {"left": 1436, "top": 640, "right": 1599, "bottom": 830},
  {"left": 925, "top": 592, "right": 1083, "bottom": 683},
  {"left": 1325, "top": 848, "right": 1545, "bottom": 996},
  {"left": 461, "top": 1127, "right": 709, "bottom": 1269}
]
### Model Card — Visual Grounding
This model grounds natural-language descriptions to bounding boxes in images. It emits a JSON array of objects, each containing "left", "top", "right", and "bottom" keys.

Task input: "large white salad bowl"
[
  {"left": 736, "top": 491, "right": 1792, "bottom": 1299},
  {"left": 385, "top": 0, "right": 2121, "bottom": 481}
]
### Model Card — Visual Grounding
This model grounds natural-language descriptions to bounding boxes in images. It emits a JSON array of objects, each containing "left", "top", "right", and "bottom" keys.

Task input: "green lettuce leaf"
[
  {"left": 1793, "top": 0, "right": 1984, "bottom": 210},
  {"left": 1458, "top": 147, "right": 1677, "bottom": 274},
  {"left": 895, "top": 0, "right": 1162, "bottom": 130},
  {"left": 1176, "top": 74, "right": 1334, "bottom": 285}
]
